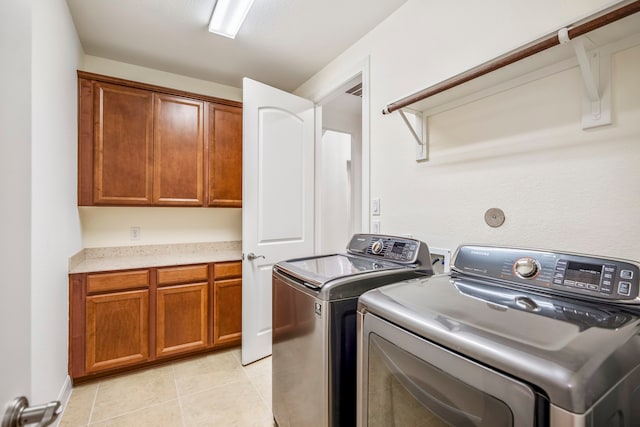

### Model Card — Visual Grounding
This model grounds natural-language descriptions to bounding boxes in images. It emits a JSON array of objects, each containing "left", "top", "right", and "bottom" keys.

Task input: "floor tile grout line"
[
  {"left": 86, "top": 398, "right": 181, "bottom": 425},
  {"left": 247, "top": 374, "right": 272, "bottom": 413},
  {"left": 86, "top": 381, "right": 99, "bottom": 426},
  {"left": 172, "top": 364, "right": 187, "bottom": 427},
  {"left": 240, "top": 358, "right": 273, "bottom": 414},
  {"left": 70, "top": 348, "right": 267, "bottom": 426},
  {"left": 177, "top": 377, "right": 248, "bottom": 400}
]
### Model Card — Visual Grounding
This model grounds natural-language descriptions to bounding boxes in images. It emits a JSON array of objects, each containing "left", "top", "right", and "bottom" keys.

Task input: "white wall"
[
  {"left": 322, "top": 94, "right": 363, "bottom": 238},
  {"left": 80, "top": 207, "right": 242, "bottom": 248},
  {"left": 31, "top": 0, "right": 84, "bottom": 403},
  {"left": 1, "top": 0, "right": 83, "bottom": 408},
  {"left": 0, "top": 0, "right": 33, "bottom": 407},
  {"left": 297, "top": 0, "right": 640, "bottom": 261},
  {"left": 82, "top": 55, "right": 242, "bottom": 102},
  {"left": 78, "top": 57, "right": 243, "bottom": 248},
  {"left": 318, "top": 131, "right": 352, "bottom": 253}
]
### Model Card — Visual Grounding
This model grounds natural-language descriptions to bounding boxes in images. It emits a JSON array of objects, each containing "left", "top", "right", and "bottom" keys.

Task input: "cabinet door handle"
[{"left": 246, "top": 252, "right": 265, "bottom": 261}]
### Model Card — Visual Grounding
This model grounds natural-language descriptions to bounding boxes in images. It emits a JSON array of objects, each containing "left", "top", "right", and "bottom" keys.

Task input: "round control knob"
[
  {"left": 514, "top": 258, "right": 539, "bottom": 279},
  {"left": 371, "top": 240, "right": 384, "bottom": 255}
]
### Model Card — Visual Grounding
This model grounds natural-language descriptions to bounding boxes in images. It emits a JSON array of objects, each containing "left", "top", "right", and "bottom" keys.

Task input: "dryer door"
[{"left": 359, "top": 313, "right": 538, "bottom": 427}]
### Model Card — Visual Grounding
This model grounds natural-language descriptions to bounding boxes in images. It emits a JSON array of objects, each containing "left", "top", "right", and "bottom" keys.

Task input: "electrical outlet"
[
  {"left": 130, "top": 226, "right": 141, "bottom": 241},
  {"left": 372, "top": 220, "right": 381, "bottom": 234}
]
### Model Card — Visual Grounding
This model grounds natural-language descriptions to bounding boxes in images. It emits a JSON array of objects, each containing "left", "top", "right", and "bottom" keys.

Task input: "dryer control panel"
[
  {"left": 347, "top": 234, "right": 432, "bottom": 271},
  {"left": 453, "top": 245, "right": 640, "bottom": 304}
]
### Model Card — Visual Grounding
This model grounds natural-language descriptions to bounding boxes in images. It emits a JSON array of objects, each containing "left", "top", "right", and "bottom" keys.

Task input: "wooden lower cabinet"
[
  {"left": 85, "top": 289, "right": 149, "bottom": 374},
  {"left": 212, "top": 261, "right": 242, "bottom": 348},
  {"left": 156, "top": 282, "right": 208, "bottom": 357},
  {"left": 69, "top": 261, "right": 242, "bottom": 381},
  {"left": 213, "top": 278, "right": 242, "bottom": 347}
]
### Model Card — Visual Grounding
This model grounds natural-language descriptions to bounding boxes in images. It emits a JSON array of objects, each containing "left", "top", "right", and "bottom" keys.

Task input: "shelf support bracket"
[
  {"left": 399, "top": 109, "right": 428, "bottom": 162},
  {"left": 558, "top": 27, "right": 612, "bottom": 129}
]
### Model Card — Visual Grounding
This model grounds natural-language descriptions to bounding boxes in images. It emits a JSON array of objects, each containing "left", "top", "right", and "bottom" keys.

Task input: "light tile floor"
[{"left": 59, "top": 347, "right": 274, "bottom": 427}]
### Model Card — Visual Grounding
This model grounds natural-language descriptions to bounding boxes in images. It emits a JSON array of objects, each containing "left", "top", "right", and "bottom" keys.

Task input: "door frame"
[{"left": 312, "top": 57, "right": 371, "bottom": 254}]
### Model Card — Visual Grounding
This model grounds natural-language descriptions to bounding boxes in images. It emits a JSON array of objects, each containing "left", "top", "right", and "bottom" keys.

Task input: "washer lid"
[
  {"left": 359, "top": 276, "right": 640, "bottom": 413},
  {"left": 275, "top": 253, "right": 405, "bottom": 288}
]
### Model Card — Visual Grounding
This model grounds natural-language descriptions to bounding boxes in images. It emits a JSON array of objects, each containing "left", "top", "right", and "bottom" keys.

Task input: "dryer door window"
[
  {"left": 361, "top": 314, "right": 537, "bottom": 427},
  {"left": 368, "top": 334, "right": 512, "bottom": 426}
]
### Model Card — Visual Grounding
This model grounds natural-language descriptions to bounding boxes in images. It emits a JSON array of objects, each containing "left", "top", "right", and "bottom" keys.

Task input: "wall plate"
[{"left": 485, "top": 208, "right": 505, "bottom": 228}]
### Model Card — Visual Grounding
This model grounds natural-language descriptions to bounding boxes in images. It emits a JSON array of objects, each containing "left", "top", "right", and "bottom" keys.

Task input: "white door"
[{"left": 241, "top": 78, "right": 315, "bottom": 365}]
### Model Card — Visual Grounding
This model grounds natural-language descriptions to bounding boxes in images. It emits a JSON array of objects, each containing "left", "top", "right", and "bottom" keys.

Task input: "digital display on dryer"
[
  {"left": 565, "top": 261, "right": 602, "bottom": 287},
  {"left": 391, "top": 242, "right": 406, "bottom": 254}
]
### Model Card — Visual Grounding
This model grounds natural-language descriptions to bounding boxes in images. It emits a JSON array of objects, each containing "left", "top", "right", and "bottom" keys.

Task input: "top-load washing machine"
[{"left": 271, "top": 233, "right": 435, "bottom": 427}]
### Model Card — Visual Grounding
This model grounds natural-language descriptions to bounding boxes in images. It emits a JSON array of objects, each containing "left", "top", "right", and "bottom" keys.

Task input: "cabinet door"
[
  {"left": 153, "top": 94, "right": 204, "bottom": 205},
  {"left": 85, "top": 290, "right": 149, "bottom": 374},
  {"left": 208, "top": 104, "right": 242, "bottom": 207},
  {"left": 93, "top": 82, "right": 154, "bottom": 204},
  {"left": 156, "top": 283, "right": 208, "bottom": 357},
  {"left": 213, "top": 278, "right": 242, "bottom": 347}
]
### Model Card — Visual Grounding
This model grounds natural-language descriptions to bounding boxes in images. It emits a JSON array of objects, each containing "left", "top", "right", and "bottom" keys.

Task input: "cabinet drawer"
[
  {"left": 215, "top": 262, "right": 242, "bottom": 279},
  {"left": 157, "top": 264, "right": 209, "bottom": 286},
  {"left": 87, "top": 270, "right": 149, "bottom": 294}
]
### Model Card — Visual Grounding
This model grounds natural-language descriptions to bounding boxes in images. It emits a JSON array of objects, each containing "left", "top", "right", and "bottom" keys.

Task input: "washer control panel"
[
  {"left": 347, "top": 234, "right": 429, "bottom": 266},
  {"left": 453, "top": 245, "right": 640, "bottom": 303}
]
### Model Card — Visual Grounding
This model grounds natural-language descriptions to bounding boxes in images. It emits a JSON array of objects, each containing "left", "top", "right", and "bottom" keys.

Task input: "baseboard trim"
[{"left": 53, "top": 375, "right": 73, "bottom": 427}]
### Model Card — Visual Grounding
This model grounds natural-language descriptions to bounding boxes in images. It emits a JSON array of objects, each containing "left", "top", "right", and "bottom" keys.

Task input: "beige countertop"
[{"left": 69, "top": 241, "right": 241, "bottom": 274}]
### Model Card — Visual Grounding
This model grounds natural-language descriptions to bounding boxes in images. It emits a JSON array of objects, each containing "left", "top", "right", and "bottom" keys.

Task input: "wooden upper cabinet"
[
  {"left": 153, "top": 94, "right": 204, "bottom": 205},
  {"left": 208, "top": 104, "right": 242, "bottom": 207},
  {"left": 88, "top": 81, "right": 154, "bottom": 205},
  {"left": 77, "top": 71, "right": 242, "bottom": 207},
  {"left": 78, "top": 77, "right": 154, "bottom": 206}
]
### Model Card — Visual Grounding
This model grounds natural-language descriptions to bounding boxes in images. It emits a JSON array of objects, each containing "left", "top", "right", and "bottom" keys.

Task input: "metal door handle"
[
  {"left": 246, "top": 252, "right": 265, "bottom": 261},
  {"left": 2, "top": 396, "right": 61, "bottom": 427}
]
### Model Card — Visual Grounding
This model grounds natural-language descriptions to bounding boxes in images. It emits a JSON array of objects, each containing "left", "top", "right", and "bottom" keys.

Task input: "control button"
[
  {"left": 604, "top": 266, "right": 616, "bottom": 273},
  {"left": 620, "top": 270, "right": 634, "bottom": 280},
  {"left": 575, "top": 282, "right": 585, "bottom": 288},
  {"left": 600, "top": 286, "right": 613, "bottom": 294},
  {"left": 604, "top": 273, "right": 613, "bottom": 279},
  {"left": 564, "top": 280, "right": 576, "bottom": 287},
  {"left": 587, "top": 284, "right": 598, "bottom": 290},
  {"left": 371, "top": 240, "right": 384, "bottom": 254},
  {"left": 618, "top": 282, "right": 631, "bottom": 296},
  {"left": 552, "top": 278, "right": 563, "bottom": 285},
  {"left": 514, "top": 258, "right": 539, "bottom": 279}
]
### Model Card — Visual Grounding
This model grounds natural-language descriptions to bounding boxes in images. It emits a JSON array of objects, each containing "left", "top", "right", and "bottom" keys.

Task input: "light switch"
[
  {"left": 372, "top": 198, "right": 380, "bottom": 216},
  {"left": 372, "top": 220, "right": 381, "bottom": 234}
]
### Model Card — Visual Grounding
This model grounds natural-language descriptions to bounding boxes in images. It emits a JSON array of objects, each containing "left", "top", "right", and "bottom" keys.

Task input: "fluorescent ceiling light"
[{"left": 208, "top": 0, "right": 255, "bottom": 39}]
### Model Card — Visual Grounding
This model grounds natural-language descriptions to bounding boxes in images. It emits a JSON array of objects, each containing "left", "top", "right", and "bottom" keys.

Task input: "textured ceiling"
[{"left": 66, "top": 0, "right": 408, "bottom": 91}]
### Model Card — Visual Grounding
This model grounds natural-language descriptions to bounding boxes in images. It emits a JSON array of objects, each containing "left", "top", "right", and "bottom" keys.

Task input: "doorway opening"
[{"left": 317, "top": 75, "right": 364, "bottom": 254}]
